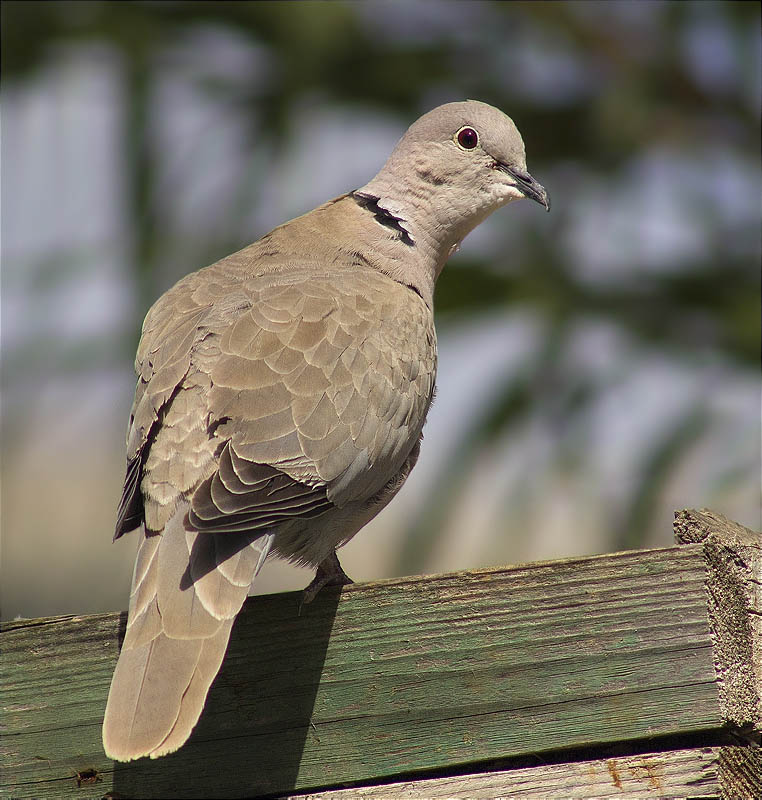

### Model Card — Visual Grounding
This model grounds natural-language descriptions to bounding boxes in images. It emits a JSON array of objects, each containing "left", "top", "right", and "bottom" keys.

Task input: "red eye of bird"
[{"left": 457, "top": 126, "right": 479, "bottom": 149}]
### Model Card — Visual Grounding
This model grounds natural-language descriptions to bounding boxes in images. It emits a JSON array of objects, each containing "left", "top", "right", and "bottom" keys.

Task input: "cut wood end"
[{"left": 673, "top": 508, "right": 761, "bottom": 735}]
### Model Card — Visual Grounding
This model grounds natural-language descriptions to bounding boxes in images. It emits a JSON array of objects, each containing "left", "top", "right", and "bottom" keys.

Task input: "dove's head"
[
  {"left": 397, "top": 100, "right": 549, "bottom": 213},
  {"left": 356, "top": 100, "right": 549, "bottom": 300}
]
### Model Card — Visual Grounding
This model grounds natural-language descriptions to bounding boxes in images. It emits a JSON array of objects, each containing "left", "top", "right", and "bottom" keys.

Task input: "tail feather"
[
  {"left": 128, "top": 531, "right": 160, "bottom": 620},
  {"left": 148, "top": 620, "right": 234, "bottom": 758},
  {"left": 157, "top": 512, "right": 224, "bottom": 639},
  {"left": 102, "top": 502, "right": 269, "bottom": 761},
  {"left": 103, "top": 634, "right": 203, "bottom": 760}
]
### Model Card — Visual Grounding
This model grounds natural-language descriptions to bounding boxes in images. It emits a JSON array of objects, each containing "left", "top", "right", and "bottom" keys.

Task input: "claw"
[{"left": 302, "top": 551, "right": 353, "bottom": 605}]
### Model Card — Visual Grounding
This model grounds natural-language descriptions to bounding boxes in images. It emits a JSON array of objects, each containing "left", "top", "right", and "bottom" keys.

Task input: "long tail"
[{"left": 102, "top": 502, "right": 272, "bottom": 760}]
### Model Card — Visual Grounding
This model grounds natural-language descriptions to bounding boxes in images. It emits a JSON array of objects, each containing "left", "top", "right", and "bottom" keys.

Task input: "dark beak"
[{"left": 503, "top": 165, "right": 551, "bottom": 212}]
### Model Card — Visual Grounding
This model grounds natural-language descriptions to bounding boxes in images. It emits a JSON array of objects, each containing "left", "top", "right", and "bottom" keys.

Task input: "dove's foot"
[{"left": 302, "top": 551, "right": 353, "bottom": 604}]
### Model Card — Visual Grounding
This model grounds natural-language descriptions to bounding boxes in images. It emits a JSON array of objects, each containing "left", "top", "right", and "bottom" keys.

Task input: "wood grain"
[
  {"left": 293, "top": 746, "right": 725, "bottom": 799},
  {"left": 673, "top": 508, "right": 762, "bottom": 800},
  {"left": 1, "top": 544, "right": 725, "bottom": 798},
  {"left": 674, "top": 508, "right": 762, "bottom": 728}
]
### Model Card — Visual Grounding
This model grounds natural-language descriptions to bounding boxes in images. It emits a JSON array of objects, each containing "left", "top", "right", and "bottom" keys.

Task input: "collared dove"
[{"left": 102, "top": 100, "right": 549, "bottom": 761}]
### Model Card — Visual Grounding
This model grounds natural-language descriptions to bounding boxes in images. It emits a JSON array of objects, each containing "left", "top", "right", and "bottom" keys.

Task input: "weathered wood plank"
[
  {"left": 674, "top": 508, "right": 762, "bottom": 728},
  {"left": 1, "top": 544, "right": 725, "bottom": 799},
  {"left": 673, "top": 508, "right": 762, "bottom": 800},
  {"left": 293, "top": 746, "right": 726, "bottom": 799}
]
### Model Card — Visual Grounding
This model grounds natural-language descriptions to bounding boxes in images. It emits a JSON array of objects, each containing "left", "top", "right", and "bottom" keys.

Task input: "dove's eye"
[{"left": 456, "top": 127, "right": 479, "bottom": 150}]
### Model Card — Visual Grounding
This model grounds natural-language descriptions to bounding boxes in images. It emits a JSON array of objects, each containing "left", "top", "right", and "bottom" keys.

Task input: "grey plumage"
[{"left": 102, "top": 100, "right": 549, "bottom": 761}]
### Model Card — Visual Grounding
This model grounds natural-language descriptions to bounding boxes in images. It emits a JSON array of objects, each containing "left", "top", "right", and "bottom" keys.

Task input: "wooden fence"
[{"left": 2, "top": 508, "right": 760, "bottom": 799}]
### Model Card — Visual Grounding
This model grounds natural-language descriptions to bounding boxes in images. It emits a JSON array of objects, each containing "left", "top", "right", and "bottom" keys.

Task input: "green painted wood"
[{"left": 1, "top": 545, "right": 723, "bottom": 799}]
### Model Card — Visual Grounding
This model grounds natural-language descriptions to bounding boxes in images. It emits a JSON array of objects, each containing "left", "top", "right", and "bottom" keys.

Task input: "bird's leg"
[{"left": 302, "top": 550, "right": 353, "bottom": 604}]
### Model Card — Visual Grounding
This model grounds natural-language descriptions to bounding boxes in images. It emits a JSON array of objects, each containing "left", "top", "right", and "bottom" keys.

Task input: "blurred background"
[{"left": 2, "top": 0, "right": 759, "bottom": 621}]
